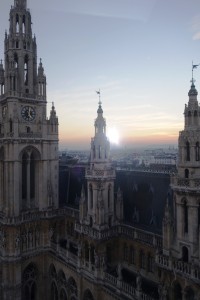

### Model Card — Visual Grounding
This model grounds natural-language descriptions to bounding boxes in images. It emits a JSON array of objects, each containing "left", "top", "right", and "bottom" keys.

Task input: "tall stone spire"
[
  {"left": 82, "top": 91, "right": 119, "bottom": 230},
  {"left": 90, "top": 93, "right": 110, "bottom": 164},
  {"left": 170, "top": 73, "right": 200, "bottom": 264},
  {"left": 4, "top": 0, "right": 37, "bottom": 96}
]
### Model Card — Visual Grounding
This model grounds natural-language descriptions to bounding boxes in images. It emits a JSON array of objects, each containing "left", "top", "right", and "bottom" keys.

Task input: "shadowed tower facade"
[{"left": 0, "top": 0, "right": 59, "bottom": 298}]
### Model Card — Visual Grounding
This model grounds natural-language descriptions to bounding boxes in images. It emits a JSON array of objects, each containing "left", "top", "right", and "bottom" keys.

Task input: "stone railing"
[
  {"left": 156, "top": 254, "right": 200, "bottom": 283},
  {"left": 52, "top": 244, "right": 157, "bottom": 300},
  {"left": 86, "top": 168, "right": 115, "bottom": 179},
  {"left": 0, "top": 91, "right": 45, "bottom": 101},
  {"left": 104, "top": 273, "right": 156, "bottom": 300},
  {"left": 0, "top": 207, "right": 79, "bottom": 225},
  {"left": 171, "top": 175, "right": 200, "bottom": 190},
  {"left": 19, "top": 132, "right": 42, "bottom": 138},
  {"left": 75, "top": 223, "right": 162, "bottom": 249}
]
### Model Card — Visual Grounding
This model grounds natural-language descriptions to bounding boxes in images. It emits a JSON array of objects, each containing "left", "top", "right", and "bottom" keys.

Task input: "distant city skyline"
[{"left": 1, "top": 0, "right": 200, "bottom": 150}]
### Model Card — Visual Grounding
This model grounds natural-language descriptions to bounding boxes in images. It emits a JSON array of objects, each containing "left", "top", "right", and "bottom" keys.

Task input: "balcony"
[
  {"left": 19, "top": 133, "right": 42, "bottom": 139},
  {"left": 0, "top": 207, "right": 79, "bottom": 224},
  {"left": 75, "top": 223, "right": 162, "bottom": 248},
  {"left": 171, "top": 175, "right": 200, "bottom": 192},
  {"left": 156, "top": 254, "right": 200, "bottom": 283},
  {"left": 86, "top": 168, "right": 115, "bottom": 180}
]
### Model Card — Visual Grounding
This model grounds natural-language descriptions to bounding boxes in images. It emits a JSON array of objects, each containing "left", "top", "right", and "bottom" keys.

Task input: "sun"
[{"left": 107, "top": 127, "right": 119, "bottom": 144}]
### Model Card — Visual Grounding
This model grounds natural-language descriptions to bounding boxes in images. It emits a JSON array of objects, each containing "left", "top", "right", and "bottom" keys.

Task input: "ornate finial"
[
  {"left": 96, "top": 89, "right": 101, "bottom": 106},
  {"left": 192, "top": 61, "right": 199, "bottom": 83}
]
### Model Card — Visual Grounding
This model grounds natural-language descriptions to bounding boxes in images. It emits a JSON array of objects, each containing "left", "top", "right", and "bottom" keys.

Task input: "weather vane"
[
  {"left": 96, "top": 89, "right": 101, "bottom": 106},
  {"left": 192, "top": 61, "right": 199, "bottom": 83}
]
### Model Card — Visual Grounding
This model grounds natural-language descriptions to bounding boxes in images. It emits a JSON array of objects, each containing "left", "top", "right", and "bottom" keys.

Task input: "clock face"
[{"left": 21, "top": 106, "right": 36, "bottom": 121}]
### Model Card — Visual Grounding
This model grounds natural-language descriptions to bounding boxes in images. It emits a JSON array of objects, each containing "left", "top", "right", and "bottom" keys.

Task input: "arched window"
[
  {"left": 186, "top": 142, "right": 190, "bottom": 161},
  {"left": 30, "top": 152, "right": 35, "bottom": 199},
  {"left": 23, "top": 15, "right": 26, "bottom": 34},
  {"left": 123, "top": 243, "right": 128, "bottom": 261},
  {"left": 84, "top": 242, "right": 89, "bottom": 261},
  {"left": 196, "top": 142, "right": 200, "bottom": 161},
  {"left": 16, "top": 14, "right": 19, "bottom": 33},
  {"left": 108, "top": 184, "right": 111, "bottom": 209},
  {"left": 147, "top": 253, "right": 154, "bottom": 272},
  {"left": 99, "top": 145, "right": 101, "bottom": 159},
  {"left": 185, "top": 169, "right": 189, "bottom": 179},
  {"left": 22, "top": 263, "right": 38, "bottom": 300},
  {"left": 68, "top": 277, "right": 77, "bottom": 297},
  {"left": 183, "top": 199, "right": 188, "bottom": 233},
  {"left": 60, "top": 289, "right": 67, "bottom": 300},
  {"left": 182, "top": 246, "right": 189, "bottom": 262},
  {"left": 185, "top": 287, "right": 195, "bottom": 300},
  {"left": 140, "top": 250, "right": 146, "bottom": 269},
  {"left": 83, "top": 289, "right": 94, "bottom": 300},
  {"left": 173, "top": 282, "right": 182, "bottom": 300},
  {"left": 49, "top": 264, "right": 57, "bottom": 279},
  {"left": 89, "top": 184, "right": 93, "bottom": 209},
  {"left": 9, "top": 118, "right": 13, "bottom": 132},
  {"left": 51, "top": 282, "right": 58, "bottom": 300},
  {"left": 21, "top": 147, "right": 40, "bottom": 210},
  {"left": 130, "top": 246, "right": 135, "bottom": 264},
  {"left": 14, "top": 52, "right": 18, "bottom": 68},
  {"left": 22, "top": 152, "right": 28, "bottom": 203},
  {"left": 24, "top": 55, "right": 28, "bottom": 85}
]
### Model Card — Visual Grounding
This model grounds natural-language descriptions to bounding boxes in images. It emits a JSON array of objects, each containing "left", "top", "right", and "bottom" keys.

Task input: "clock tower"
[{"left": 0, "top": 0, "right": 59, "bottom": 217}]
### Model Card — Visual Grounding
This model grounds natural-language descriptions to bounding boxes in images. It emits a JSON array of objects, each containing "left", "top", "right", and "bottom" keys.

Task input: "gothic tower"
[
  {"left": 170, "top": 79, "right": 200, "bottom": 263},
  {"left": 0, "top": 1, "right": 59, "bottom": 298},
  {"left": 79, "top": 94, "right": 123, "bottom": 230},
  {"left": 0, "top": 0, "right": 59, "bottom": 216}
]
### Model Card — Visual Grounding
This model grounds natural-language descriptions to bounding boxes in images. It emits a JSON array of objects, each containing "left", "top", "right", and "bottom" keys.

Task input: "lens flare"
[{"left": 107, "top": 127, "right": 119, "bottom": 144}]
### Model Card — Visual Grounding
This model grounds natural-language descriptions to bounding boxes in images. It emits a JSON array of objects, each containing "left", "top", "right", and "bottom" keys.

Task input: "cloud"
[
  {"left": 191, "top": 15, "right": 200, "bottom": 40},
  {"left": 36, "top": 0, "right": 157, "bottom": 23}
]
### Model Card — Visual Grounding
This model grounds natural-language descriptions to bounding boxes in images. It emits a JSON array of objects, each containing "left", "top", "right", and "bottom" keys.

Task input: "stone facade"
[{"left": 0, "top": 1, "right": 199, "bottom": 299}]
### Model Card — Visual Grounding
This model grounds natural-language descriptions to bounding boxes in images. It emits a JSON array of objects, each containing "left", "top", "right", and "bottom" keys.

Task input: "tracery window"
[
  {"left": 22, "top": 263, "right": 38, "bottom": 300},
  {"left": 196, "top": 142, "right": 200, "bottom": 161},
  {"left": 21, "top": 147, "right": 40, "bottom": 210},
  {"left": 183, "top": 199, "right": 188, "bottom": 233},
  {"left": 186, "top": 142, "right": 190, "bottom": 161}
]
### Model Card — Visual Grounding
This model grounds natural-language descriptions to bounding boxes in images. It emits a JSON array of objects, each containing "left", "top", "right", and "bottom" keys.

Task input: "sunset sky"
[{"left": 1, "top": 0, "right": 200, "bottom": 150}]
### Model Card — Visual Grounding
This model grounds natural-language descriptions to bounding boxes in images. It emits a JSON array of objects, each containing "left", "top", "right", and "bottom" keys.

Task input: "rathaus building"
[{"left": 0, "top": 1, "right": 199, "bottom": 299}]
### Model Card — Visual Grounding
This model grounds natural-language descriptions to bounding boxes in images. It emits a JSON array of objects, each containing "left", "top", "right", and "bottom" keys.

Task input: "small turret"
[
  {"left": 37, "top": 58, "right": 46, "bottom": 100},
  {"left": 14, "top": 0, "right": 27, "bottom": 9}
]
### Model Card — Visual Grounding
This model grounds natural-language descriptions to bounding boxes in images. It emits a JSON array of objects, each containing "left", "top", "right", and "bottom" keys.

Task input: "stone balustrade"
[
  {"left": 86, "top": 168, "right": 115, "bottom": 179},
  {"left": 171, "top": 175, "right": 200, "bottom": 190},
  {"left": 0, "top": 91, "right": 44, "bottom": 101},
  {"left": 0, "top": 207, "right": 79, "bottom": 224},
  {"left": 156, "top": 254, "right": 200, "bottom": 283},
  {"left": 19, "top": 132, "right": 42, "bottom": 138},
  {"left": 75, "top": 223, "right": 162, "bottom": 248},
  {"left": 104, "top": 272, "right": 156, "bottom": 300}
]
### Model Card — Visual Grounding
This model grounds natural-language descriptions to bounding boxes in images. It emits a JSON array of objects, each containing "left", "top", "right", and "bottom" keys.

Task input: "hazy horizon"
[{"left": 1, "top": 0, "right": 200, "bottom": 149}]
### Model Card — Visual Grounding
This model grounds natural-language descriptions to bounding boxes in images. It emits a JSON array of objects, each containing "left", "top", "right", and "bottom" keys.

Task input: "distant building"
[{"left": 0, "top": 1, "right": 199, "bottom": 299}]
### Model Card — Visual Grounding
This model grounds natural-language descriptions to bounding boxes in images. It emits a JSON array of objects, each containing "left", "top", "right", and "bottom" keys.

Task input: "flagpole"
[
  {"left": 192, "top": 61, "right": 194, "bottom": 81},
  {"left": 96, "top": 89, "right": 101, "bottom": 106}
]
